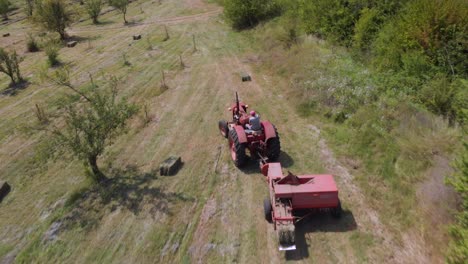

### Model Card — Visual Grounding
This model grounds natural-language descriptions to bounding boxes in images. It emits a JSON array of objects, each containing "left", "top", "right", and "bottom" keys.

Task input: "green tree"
[
  {"left": 34, "top": 0, "right": 72, "bottom": 40},
  {"left": 224, "top": 0, "right": 281, "bottom": 29},
  {"left": 85, "top": 0, "right": 102, "bottom": 24},
  {"left": 109, "top": 0, "right": 129, "bottom": 24},
  {"left": 0, "top": 48, "right": 23, "bottom": 86},
  {"left": 51, "top": 69, "right": 138, "bottom": 183},
  {"left": 25, "top": 0, "right": 35, "bottom": 16},
  {"left": 0, "top": 0, "right": 11, "bottom": 20}
]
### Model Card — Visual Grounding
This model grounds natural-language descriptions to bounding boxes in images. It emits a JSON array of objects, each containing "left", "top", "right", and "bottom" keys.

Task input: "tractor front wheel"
[
  {"left": 218, "top": 120, "right": 229, "bottom": 138},
  {"left": 229, "top": 129, "right": 246, "bottom": 167}
]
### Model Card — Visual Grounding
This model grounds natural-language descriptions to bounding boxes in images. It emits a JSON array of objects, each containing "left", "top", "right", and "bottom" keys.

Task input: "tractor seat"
[{"left": 245, "top": 129, "right": 262, "bottom": 136}]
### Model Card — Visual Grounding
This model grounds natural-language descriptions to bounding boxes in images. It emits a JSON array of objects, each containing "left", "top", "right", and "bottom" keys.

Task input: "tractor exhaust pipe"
[{"left": 235, "top": 92, "right": 240, "bottom": 118}]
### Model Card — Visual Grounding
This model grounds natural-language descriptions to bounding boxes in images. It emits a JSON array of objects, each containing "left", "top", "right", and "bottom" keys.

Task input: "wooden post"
[
  {"left": 179, "top": 54, "right": 185, "bottom": 68},
  {"left": 164, "top": 25, "right": 169, "bottom": 41},
  {"left": 192, "top": 35, "right": 197, "bottom": 51},
  {"left": 161, "top": 70, "right": 167, "bottom": 89}
]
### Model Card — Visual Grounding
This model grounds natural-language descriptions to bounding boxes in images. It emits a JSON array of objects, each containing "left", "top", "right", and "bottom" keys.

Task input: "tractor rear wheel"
[
  {"left": 229, "top": 129, "right": 246, "bottom": 167},
  {"left": 331, "top": 200, "right": 342, "bottom": 218},
  {"left": 218, "top": 120, "right": 229, "bottom": 138},
  {"left": 263, "top": 198, "right": 272, "bottom": 223},
  {"left": 266, "top": 127, "right": 281, "bottom": 161}
]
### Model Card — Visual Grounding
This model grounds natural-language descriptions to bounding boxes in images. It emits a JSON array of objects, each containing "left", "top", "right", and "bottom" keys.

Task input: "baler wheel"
[
  {"left": 331, "top": 200, "right": 342, "bottom": 218},
  {"left": 218, "top": 120, "right": 229, "bottom": 138},
  {"left": 263, "top": 198, "right": 272, "bottom": 223},
  {"left": 229, "top": 129, "right": 246, "bottom": 167}
]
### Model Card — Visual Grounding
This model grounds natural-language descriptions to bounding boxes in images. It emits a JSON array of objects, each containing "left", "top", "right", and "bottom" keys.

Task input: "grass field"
[{"left": 0, "top": 0, "right": 458, "bottom": 263}]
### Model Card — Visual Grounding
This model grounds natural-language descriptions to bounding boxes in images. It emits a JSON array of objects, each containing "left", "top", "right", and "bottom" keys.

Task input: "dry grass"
[{"left": 0, "top": 0, "right": 460, "bottom": 263}]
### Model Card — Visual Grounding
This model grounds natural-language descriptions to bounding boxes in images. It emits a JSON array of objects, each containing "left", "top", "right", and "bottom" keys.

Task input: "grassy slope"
[{"left": 0, "top": 0, "right": 458, "bottom": 263}]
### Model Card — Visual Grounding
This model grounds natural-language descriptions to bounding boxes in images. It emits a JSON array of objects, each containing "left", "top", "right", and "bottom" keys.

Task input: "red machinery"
[
  {"left": 261, "top": 162, "right": 342, "bottom": 250},
  {"left": 218, "top": 92, "right": 281, "bottom": 167},
  {"left": 218, "top": 93, "right": 341, "bottom": 250}
]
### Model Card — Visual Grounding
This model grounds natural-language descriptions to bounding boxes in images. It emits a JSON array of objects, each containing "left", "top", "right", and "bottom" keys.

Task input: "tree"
[
  {"left": 34, "top": 0, "right": 71, "bottom": 40},
  {"left": 25, "top": 0, "right": 35, "bottom": 16},
  {"left": 50, "top": 69, "right": 138, "bottom": 184},
  {"left": 0, "top": 0, "right": 11, "bottom": 20},
  {"left": 84, "top": 0, "right": 102, "bottom": 24},
  {"left": 223, "top": 0, "right": 281, "bottom": 29},
  {"left": 0, "top": 48, "right": 23, "bottom": 86},
  {"left": 109, "top": 0, "right": 129, "bottom": 24}
]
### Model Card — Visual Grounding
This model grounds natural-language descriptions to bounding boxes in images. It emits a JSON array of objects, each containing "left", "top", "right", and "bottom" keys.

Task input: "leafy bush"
[
  {"left": 44, "top": 38, "right": 61, "bottom": 66},
  {"left": 34, "top": 0, "right": 71, "bottom": 40},
  {"left": 84, "top": 0, "right": 102, "bottom": 24},
  {"left": 26, "top": 34, "right": 40, "bottom": 52},
  {"left": 372, "top": 0, "right": 468, "bottom": 77},
  {"left": 0, "top": 48, "right": 23, "bottom": 86},
  {"left": 0, "top": 0, "right": 11, "bottom": 20},
  {"left": 301, "top": 0, "right": 360, "bottom": 46},
  {"left": 223, "top": 0, "right": 281, "bottom": 29}
]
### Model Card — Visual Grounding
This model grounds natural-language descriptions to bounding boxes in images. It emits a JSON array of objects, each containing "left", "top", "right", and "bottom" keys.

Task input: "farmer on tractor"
[{"left": 246, "top": 110, "right": 261, "bottom": 131}]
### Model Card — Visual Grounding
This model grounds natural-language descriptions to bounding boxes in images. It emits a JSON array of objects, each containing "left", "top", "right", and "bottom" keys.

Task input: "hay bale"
[
  {"left": 67, "top": 41, "right": 78, "bottom": 48},
  {"left": 133, "top": 35, "right": 142, "bottom": 40},
  {"left": 160, "top": 156, "right": 182, "bottom": 176},
  {"left": 241, "top": 74, "right": 251, "bottom": 82},
  {"left": 2, "top": 33, "right": 10, "bottom": 37},
  {"left": 0, "top": 181, "right": 11, "bottom": 202}
]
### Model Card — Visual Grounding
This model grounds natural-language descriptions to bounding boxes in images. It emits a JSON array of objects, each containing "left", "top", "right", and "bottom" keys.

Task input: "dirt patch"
[
  {"left": 188, "top": 198, "right": 217, "bottom": 263},
  {"left": 416, "top": 155, "right": 457, "bottom": 261}
]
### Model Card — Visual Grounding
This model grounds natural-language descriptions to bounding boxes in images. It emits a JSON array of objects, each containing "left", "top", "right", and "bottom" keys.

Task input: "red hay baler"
[
  {"left": 261, "top": 162, "right": 342, "bottom": 250},
  {"left": 218, "top": 93, "right": 342, "bottom": 251}
]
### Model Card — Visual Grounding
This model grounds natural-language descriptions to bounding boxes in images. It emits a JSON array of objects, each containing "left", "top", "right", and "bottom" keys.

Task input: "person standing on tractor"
[{"left": 246, "top": 110, "right": 261, "bottom": 131}]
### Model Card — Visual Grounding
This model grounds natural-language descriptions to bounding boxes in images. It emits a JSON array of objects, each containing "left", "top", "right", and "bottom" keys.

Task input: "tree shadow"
[
  {"left": 65, "top": 35, "right": 101, "bottom": 43},
  {"left": 285, "top": 209, "right": 357, "bottom": 261},
  {"left": 1, "top": 80, "right": 29, "bottom": 96},
  {"left": 61, "top": 165, "right": 194, "bottom": 231}
]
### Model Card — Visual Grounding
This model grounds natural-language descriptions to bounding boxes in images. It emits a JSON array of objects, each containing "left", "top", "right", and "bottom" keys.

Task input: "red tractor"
[{"left": 218, "top": 93, "right": 281, "bottom": 167}]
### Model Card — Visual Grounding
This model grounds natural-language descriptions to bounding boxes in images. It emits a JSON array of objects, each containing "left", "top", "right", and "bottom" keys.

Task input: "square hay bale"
[
  {"left": 67, "top": 41, "right": 78, "bottom": 48},
  {"left": 133, "top": 35, "right": 142, "bottom": 40},
  {"left": 160, "top": 156, "right": 182, "bottom": 176},
  {"left": 0, "top": 181, "right": 11, "bottom": 202},
  {"left": 241, "top": 73, "right": 251, "bottom": 82},
  {"left": 2, "top": 33, "right": 10, "bottom": 37}
]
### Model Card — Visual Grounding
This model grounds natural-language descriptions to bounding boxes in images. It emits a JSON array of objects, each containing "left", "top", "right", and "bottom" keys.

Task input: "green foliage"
[
  {"left": 44, "top": 37, "right": 61, "bottom": 66},
  {"left": 34, "top": 0, "right": 72, "bottom": 40},
  {"left": 26, "top": 34, "right": 40, "bottom": 52},
  {"left": 108, "top": 0, "right": 129, "bottom": 24},
  {"left": 372, "top": 0, "right": 468, "bottom": 77},
  {"left": 25, "top": 0, "right": 35, "bottom": 16},
  {"left": 0, "top": 0, "right": 10, "bottom": 20},
  {"left": 85, "top": 0, "right": 102, "bottom": 24},
  {"left": 50, "top": 70, "right": 138, "bottom": 183},
  {"left": 301, "top": 0, "right": 359, "bottom": 46},
  {"left": 0, "top": 48, "right": 23, "bottom": 86},
  {"left": 223, "top": 0, "right": 281, "bottom": 29},
  {"left": 353, "top": 7, "right": 382, "bottom": 52},
  {"left": 446, "top": 142, "right": 468, "bottom": 264},
  {"left": 419, "top": 75, "right": 467, "bottom": 125}
]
